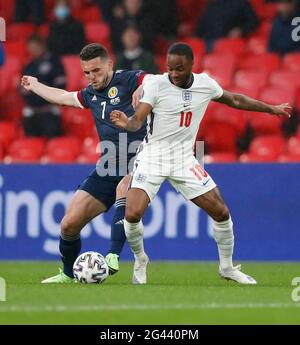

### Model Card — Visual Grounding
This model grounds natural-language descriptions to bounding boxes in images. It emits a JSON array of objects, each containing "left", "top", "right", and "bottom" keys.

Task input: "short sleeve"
[
  {"left": 205, "top": 74, "right": 224, "bottom": 100},
  {"left": 117, "top": 70, "right": 146, "bottom": 94},
  {"left": 139, "top": 75, "right": 158, "bottom": 107},
  {"left": 74, "top": 89, "right": 89, "bottom": 109}
]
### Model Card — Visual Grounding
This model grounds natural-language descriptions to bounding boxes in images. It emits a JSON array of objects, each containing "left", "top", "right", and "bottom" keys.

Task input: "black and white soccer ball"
[{"left": 73, "top": 251, "right": 109, "bottom": 284}]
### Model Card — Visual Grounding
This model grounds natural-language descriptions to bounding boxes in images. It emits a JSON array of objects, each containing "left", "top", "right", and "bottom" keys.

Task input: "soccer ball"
[{"left": 73, "top": 251, "right": 109, "bottom": 284}]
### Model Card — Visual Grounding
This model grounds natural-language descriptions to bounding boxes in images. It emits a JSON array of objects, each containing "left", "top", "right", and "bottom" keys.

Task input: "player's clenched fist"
[
  {"left": 21, "top": 76, "right": 38, "bottom": 91},
  {"left": 110, "top": 110, "right": 129, "bottom": 128}
]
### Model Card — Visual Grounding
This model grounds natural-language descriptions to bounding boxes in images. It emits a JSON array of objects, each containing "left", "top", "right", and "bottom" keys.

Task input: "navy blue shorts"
[{"left": 78, "top": 169, "right": 123, "bottom": 210}]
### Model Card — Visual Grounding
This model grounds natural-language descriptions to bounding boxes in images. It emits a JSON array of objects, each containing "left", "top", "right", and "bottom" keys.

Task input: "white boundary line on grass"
[{"left": 0, "top": 302, "right": 300, "bottom": 313}]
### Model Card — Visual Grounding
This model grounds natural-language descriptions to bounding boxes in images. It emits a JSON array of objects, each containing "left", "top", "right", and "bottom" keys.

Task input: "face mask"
[{"left": 54, "top": 5, "right": 70, "bottom": 20}]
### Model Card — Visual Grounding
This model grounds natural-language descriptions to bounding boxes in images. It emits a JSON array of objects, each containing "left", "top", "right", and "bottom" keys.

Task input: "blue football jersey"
[{"left": 76, "top": 70, "right": 147, "bottom": 175}]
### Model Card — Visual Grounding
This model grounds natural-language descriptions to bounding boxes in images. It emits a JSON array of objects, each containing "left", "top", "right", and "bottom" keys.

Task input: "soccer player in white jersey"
[{"left": 110, "top": 43, "right": 292, "bottom": 285}]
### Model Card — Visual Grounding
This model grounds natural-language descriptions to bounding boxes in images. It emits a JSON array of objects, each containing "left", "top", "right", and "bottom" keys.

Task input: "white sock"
[
  {"left": 213, "top": 216, "right": 234, "bottom": 270},
  {"left": 124, "top": 218, "right": 146, "bottom": 260}
]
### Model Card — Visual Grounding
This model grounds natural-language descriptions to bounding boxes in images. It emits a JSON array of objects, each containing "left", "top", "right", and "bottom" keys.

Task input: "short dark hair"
[
  {"left": 79, "top": 43, "right": 109, "bottom": 61},
  {"left": 167, "top": 43, "right": 194, "bottom": 61},
  {"left": 28, "top": 33, "right": 45, "bottom": 45}
]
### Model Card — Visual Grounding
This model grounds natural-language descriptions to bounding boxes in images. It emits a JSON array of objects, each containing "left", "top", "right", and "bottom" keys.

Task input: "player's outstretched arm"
[
  {"left": 21, "top": 75, "right": 80, "bottom": 107},
  {"left": 110, "top": 102, "right": 153, "bottom": 131},
  {"left": 214, "top": 90, "right": 292, "bottom": 117}
]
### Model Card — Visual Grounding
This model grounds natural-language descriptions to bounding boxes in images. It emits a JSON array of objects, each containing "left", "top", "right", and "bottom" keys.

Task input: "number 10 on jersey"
[{"left": 180, "top": 111, "right": 193, "bottom": 127}]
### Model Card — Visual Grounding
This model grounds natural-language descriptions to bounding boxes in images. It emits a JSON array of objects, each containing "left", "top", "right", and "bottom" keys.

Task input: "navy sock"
[
  {"left": 108, "top": 198, "right": 126, "bottom": 256},
  {"left": 59, "top": 234, "right": 81, "bottom": 278}
]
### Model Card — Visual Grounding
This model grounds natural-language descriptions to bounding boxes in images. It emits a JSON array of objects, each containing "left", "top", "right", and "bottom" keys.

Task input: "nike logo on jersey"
[{"left": 203, "top": 179, "right": 210, "bottom": 186}]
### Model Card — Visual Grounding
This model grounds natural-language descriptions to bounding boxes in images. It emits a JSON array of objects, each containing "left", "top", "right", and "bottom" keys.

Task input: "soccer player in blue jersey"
[{"left": 21, "top": 43, "right": 148, "bottom": 283}]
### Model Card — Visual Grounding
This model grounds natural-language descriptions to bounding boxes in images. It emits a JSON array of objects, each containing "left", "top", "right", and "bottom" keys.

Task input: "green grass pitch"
[{"left": 0, "top": 261, "right": 299, "bottom": 325}]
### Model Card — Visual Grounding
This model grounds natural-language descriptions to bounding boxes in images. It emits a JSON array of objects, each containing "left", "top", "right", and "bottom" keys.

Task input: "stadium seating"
[
  {"left": 44, "top": 136, "right": 81, "bottom": 163},
  {"left": 241, "top": 135, "right": 285, "bottom": 162},
  {"left": 246, "top": 36, "right": 267, "bottom": 55},
  {"left": 247, "top": 111, "right": 282, "bottom": 136},
  {"left": 61, "top": 107, "right": 94, "bottom": 140},
  {"left": 269, "top": 70, "right": 300, "bottom": 94},
  {"left": 6, "top": 23, "right": 35, "bottom": 42},
  {"left": 282, "top": 53, "right": 300, "bottom": 72},
  {"left": 0, "top": 143, "right": 4, "bottom": 160},
  {"left": 85, "top": 22, "right": 110, "bottom": 47},
  {"left": 260, "top": 87, "right": 295, "bottom": 105},
  {"left": 5, "top": 137, "right": 46, "bottom": 162},
  {"left": 213, "top": 38, "right": 246, "bottom": 57},
  {"left": 201, "top": 122, "right": 238, "bottom": 153},
  {"left": 77, "top": 136, "right": 100, "bottom": 163},
  {"left": 61, "top": 55, "right": 82, "bottom": 91},
  {"left": 234, "top": 69, "right": 269, "bottom": 92},
  {"left": 0, "top": 121, "right": 17, "bottom": 151},
  {"left": 237, "top": 53, "right": 280, "bottom": 74},
  {"left": 204, "top": 152, "right": 237, "bottom": 163}
]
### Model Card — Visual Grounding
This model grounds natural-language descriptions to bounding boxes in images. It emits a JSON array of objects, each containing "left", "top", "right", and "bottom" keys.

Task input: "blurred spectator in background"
[
  {"left": 20, "top": 34, "right": 66, "bottom": 138},
  {"left": 15, "top": 0, "right": 45, "bottom": 25},
  {"left": 268, "top": 0, "right": 300, "bottom": 55},
  {"left": 195, "top": 0, "right": 258, "bottom": 51},
  {"left": 108, "top": 0, "right": 158, "bottom": 53},
  {"left": 114, "top": 24, "right": 159, "bottom": 73},
  {"left": 0, "top": 42, "right": 4, "bottom": 67},
  {"left": 47, "top": 0, "right": 86, "bottom": 56}
]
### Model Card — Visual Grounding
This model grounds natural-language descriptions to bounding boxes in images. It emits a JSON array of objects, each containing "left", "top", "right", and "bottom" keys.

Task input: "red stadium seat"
[
  {"left": 286, "top": 136, "right": 300, "bottom": 156},
  {"left": 204, "top": 152, "right": 237, "bottom": 163},
  {"left": 78, "top": 136, "right": 100, "bottom": 163},
  {"left": 234, "top": 70, "right": 268, "bottom": 92},
  {"left": 45, "top": 136, "right": 81, "bottom": 162},
  {"left": 180, "top": 37, "right": 205, "bottom": 72},
  {"left": 6, "top": 23, "right": 35, "bottom": 42},
  {"left": 237, "top": 53, "right": 280, "bottom": 74},
  {"left": 210, "top": 106, "right": 247, "bottom": 137},
  {"left": 61, "top": 55, "right": 82, "bottom": 91},
  {"left": 201, "top": 123, "right": 238, "bottom": 153},
  {"left": 5, "top": 137, "right": 46, "bottom": 162},
  {"left": 283, "top": 53, "right": 300, "bottom": 72},
  {"left": 0, "top": 0, "right": 15, "bottom": 23},
  {"left": 203, "top": 54, "right": 236, "bottom": 88},
  {"left": 247, "top": 111, "right": 282, "bottom": 136},
  {"left": 246, "top": 36, "right": 267, "bottom": 55},
  {"left": 251, "top": 0, "right": 277, "bottom": 20},
  {"left": 78, "top": 5, "right": 102, "bottom": 23},
  {"left": 247, "top": 135, "right": 285, "bottom": 161},
  {"left": 260, "top": 87, "right": 295, "bottom": 105},
  {"left": 0, "top": 121, "right": 17, "bottom": 150},
  {"left": 240, "top": 152, "right": 276, "bottom": 162},
  {"left": 3, "top": 41, "right": 27, "bottom": 58},
  {"left": 0, "top": 142, "right": 4, "bottom": 160},
  {"left": 85, "top": 22, "right": 110, "bottom": 46},
  {"left": 278, "top": 153, "right": 300, "bottom": 162},
  {"left": 62, "top": 107, "right": 94, "bottom": 140},
  {"left": 213, "top": 38, "right": 246, "bottom": 57},
  {"left": 269, "top": 70, "right": 300, "bottom": 93},
  {"left": 230, "top": 86, "right": 259, "bottom": 100}
]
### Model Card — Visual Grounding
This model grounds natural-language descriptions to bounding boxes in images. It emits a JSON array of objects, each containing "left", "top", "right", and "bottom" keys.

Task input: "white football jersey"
[{"left": 137, "top": 73, "right": 223, "bottom": 171}]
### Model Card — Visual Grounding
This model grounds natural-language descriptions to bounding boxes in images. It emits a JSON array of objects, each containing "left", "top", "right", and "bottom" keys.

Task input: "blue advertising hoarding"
[{"left": 0, "top": 163, "right": 299, "bottom": 260}]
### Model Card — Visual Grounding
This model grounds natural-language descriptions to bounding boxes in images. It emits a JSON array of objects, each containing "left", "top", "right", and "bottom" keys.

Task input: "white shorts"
[{"left": 130, "top": 157, "right": 217, "bottom": 201}]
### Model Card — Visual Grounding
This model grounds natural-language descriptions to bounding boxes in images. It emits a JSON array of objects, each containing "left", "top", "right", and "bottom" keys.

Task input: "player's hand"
[
  {"left": 271, "top": 103, "right": 292, "bottom": 118},
  {"left": 132, "top": 85, "right": 143, "bottom": 110},
  {"left": 21, "top": 76, "right": 38, "bottom": 91},
  {"left": 110, "top": 110, "right": 129, "bottom": 128}
]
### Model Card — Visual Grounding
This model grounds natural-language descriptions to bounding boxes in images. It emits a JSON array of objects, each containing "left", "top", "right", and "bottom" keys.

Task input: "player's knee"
[
  {"left": 212, "top": 205, "right": 230, "bottom": 222},
  {"left": 125, "top": 206, "right": 143, "bottom": 223},
  {"left": 61, "top": 214, "right": 80, "bottom": 236}
]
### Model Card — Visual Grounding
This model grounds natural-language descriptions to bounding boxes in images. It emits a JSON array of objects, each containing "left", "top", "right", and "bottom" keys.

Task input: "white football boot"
[
  {"left": 219, "top": 264, "right": 257, "bottom": 285},
  {"left": 132, "top": 253, "right": 149, "bottom": 284}
]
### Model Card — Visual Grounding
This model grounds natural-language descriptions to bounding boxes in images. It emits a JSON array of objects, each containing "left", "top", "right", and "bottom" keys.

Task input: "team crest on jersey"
[
  {"left": 108, "top": 87, "right": 118, "bottom": 98},
  {"left": 135, "top": 173, "right": 147, "bottom": 183},
  {"left": 182, "top": 90, "right": 192, "bottom": 103}
]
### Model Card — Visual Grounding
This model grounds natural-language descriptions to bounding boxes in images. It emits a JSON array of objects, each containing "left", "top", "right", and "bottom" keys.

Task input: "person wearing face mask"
[{"left": 47, "top": 0, "right": 86, "bottom": 56}]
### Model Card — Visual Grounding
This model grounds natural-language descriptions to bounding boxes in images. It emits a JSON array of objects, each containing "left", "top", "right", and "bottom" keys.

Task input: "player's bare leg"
[
  {"left": 124, "top": 187, "right": 150, "bottom": 284},
  {"left": 106, "top": 174, "right": 132, "bottom": 275},
  {"left": 42, "top": 190, "right": 107, "bottom": 283},
  {"left": 191, "top": 187, "right": 256, "bottom": 285}
]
